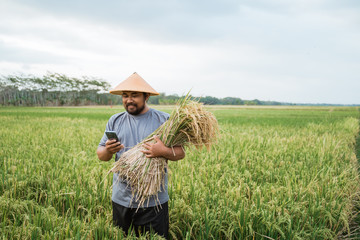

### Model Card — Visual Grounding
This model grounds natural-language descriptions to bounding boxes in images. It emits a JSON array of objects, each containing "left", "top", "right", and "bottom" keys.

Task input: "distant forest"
[
  {"left": 0, "top": 73, "right": 117, "bottom": 106},
  {"left": 0, "top": 73, "right": 283, "bottom": 107},
  {"left": 1, "top": 73, "right": 354, "bottom": 107}
]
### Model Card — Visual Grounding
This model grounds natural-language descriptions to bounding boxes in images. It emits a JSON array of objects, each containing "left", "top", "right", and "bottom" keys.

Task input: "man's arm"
[
  {"left": 141, "top": 136, "right": 185, "bottom": 161},
  {"left": 97, "top": 139, "right": 124, "bottom": 161}
]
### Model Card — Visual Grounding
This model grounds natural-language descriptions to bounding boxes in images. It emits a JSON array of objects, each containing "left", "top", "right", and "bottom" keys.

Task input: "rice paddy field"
[{"left": 1, "top": 105, "right": 359, "bottom": 239}]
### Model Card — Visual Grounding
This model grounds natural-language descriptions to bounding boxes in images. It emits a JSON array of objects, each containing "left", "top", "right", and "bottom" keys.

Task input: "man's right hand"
[
  {"left": 105, "top": 139, "right": 124, "bottom": 154},
  {"left": 97, "top": 140, "right": 124, "bottom": 161}
]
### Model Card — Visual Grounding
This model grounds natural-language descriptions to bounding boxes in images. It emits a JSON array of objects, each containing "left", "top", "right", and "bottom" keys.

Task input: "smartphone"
[{"left": 105, "top": 131, "right": 119, "bottom": 142}]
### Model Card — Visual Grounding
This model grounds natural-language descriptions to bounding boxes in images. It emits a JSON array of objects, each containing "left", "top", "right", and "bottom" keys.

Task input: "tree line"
[
  {"left": 0, "top": 73, "right": 282, "bottom": 106},
  {"left": 0, "top": 73, "right": 122, "bottom": 106},
  {"left": 147, "top": 93, "right": 282, "bottom": 106}
]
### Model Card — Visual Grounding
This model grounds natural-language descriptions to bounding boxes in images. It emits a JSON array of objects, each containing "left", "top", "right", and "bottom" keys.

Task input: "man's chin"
[
  {"left": 126, "top": 109, "right": 136, "bottom": 114},
  {"left": 126, "top": 107, "right": 143, "bottom": 115},
  {"left": 126, "top": 106, "right": 135, "bottom": 112}
]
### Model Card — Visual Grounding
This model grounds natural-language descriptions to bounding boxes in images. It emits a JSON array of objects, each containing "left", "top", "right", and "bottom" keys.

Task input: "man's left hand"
[{"left": 141, "top": 136, "right": 167, "bottom": 158}]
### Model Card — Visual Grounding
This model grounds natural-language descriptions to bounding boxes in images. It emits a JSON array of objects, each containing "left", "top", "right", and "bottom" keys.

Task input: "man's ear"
[{"left": 145, "top": 93, "right": 150, "bottom": 102}]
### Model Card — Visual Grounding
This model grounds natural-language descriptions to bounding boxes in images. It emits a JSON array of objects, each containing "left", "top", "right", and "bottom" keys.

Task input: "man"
[{"left": 97, "top": 72, "right": 185, "bottom": 239}]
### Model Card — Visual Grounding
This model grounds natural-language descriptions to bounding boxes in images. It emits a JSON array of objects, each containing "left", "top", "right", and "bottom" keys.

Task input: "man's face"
[{"left": 122, "top": 91, "right": 148, "bottom": 115}]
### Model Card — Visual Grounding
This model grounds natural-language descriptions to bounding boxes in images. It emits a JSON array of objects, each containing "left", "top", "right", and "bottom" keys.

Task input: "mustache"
[{"left": 126, "top": 103, "right": 137, "bottom": 107}]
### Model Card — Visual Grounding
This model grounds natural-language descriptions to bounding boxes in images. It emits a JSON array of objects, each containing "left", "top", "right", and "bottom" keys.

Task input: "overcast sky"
[{"left": 0, "top": 0, "right": 359, "bottom": 104}]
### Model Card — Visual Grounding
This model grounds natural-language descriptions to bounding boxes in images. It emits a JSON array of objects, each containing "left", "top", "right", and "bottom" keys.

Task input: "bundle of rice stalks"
[{"left": 109, "top": 95, "right": 218, "bottom": 207}]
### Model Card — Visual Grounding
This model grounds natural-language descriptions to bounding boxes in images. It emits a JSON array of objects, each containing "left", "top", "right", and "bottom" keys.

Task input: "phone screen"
[{"left": 105, "top": 131, "right": 119, "bottom": 142}]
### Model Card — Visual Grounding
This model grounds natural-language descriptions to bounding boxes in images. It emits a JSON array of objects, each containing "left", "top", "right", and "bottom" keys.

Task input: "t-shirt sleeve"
[
  {"left": 162, "top": 112, "right": 170, "bottom": 122},
  {"left": 98, "top": 118, "right": 113, "bottom": 147}
]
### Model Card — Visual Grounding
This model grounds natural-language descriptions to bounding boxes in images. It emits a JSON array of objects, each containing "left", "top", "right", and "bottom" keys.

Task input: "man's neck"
[{"left": 136, "top": 104, "right": 149, "bottom": 115}]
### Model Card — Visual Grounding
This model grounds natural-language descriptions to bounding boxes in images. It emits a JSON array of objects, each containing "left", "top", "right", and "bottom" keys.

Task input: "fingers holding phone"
[
  {"left": 105, "top": 131, "right": 123, "bottom": 154},
  {"left": 105, "top": 139, "right": 123, "bottom": 154}
]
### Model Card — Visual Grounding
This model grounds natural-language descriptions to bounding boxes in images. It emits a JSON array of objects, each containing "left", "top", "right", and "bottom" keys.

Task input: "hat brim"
[{"left": 109, "top": 90, "right": 159, "bottom": 96}]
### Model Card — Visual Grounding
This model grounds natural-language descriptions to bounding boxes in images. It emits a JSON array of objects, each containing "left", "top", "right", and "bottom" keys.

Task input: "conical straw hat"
[{"left": 110, "top": 72, "right": 159, "bottom": 96}]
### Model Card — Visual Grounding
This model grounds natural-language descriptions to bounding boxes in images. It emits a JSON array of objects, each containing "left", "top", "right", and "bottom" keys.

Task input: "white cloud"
[{"left": 0, "top": 0, "right": 359, "bottom": 104}]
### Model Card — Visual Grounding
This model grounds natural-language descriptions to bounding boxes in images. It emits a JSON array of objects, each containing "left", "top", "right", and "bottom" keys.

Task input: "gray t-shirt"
[{"left": 99, "top": 108, "right": 170, "bottom": 208}]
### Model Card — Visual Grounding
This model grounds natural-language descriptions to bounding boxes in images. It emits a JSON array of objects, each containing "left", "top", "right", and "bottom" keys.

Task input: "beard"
[{"left": 125, "top": 102, "right": 146, "bottom": 115}]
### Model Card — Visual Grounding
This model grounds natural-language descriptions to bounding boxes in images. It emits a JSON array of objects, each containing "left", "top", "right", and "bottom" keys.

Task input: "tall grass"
[{"left": 0, "top": 106, "right": 359, "bottom": 239}]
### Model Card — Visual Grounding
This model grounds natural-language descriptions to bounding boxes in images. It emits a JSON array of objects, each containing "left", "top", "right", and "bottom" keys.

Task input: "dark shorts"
[{"left": 112, "top": 201, "right": 169, "bottom": 239}]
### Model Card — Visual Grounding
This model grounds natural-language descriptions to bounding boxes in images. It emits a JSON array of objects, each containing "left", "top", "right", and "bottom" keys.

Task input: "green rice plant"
[{"left": 0, "top": 106, "right": 359, "bottom": 239}]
